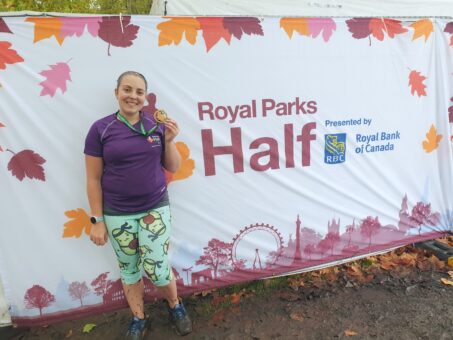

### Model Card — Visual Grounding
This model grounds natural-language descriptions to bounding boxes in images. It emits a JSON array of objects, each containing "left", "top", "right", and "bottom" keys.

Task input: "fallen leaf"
[
  {"left": 448, "top": 271, "right": 453, "bottom": 278},
  {"left": 211, "top": 311, "right": 224, "bottom": 323},
  {"left": 422, "top": 124, "right": 443, "bottom": 153},
  {"left": 410, "top": 19, "right": 433, "bottom": 42},
  {"left": 280, "top": 18, "right": 309, "bottom": 38},
  {"left": 82, "top": 323, "right": 96, "bottom": 333},
  {"left": 440, "top": 278, "right": 453, "bottom": 286},
  {"left": 197, "top": 17, "right": 232, "bottom": 52},
  {"left": 345, "top": 329, "right": 358, "bottom": 336},
  {"left": 7, "top": 149, "right": 46, "bottom": 181},
  {"left": 408, "top": 70, "right": 427, "bottom": 97},
  {"left": 230, "top": 293, "right": 241, "bottom": 304},
  {"left": 0, "top": 41, "right": 24, "bottom": 70},
  {"left": 39, "top": 62, "right": 72, "bottom": 97},
  {"left": 289, "top": 311, "right": 304, "bottom": 322},
  {"left": 63, "top": 208, "right": 91, "bottom": 238},
  {"left": 157, "top": 17, "right": 200, "bottom": 46},
  {"left": 449, "top": 257, "right": 453, "bottom": 267},
  {"left": 428, "top": 255, "right": 445, "bottom": 270},
  {"left": 26, "top": 17, "right": 64, "bottom": 45},
  {"left": 65, "top": 329, "right": 73, "bottom": 338}
]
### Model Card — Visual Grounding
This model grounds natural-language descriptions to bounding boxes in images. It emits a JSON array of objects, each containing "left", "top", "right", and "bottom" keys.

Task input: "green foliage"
[{"left": 0, "top": 0, "right": 153, "bottom": 14}]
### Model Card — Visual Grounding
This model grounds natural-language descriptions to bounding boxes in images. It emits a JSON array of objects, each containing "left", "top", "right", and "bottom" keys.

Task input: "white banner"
[{"left": 0, "top": 15, "right": 452, "bottom": 326}]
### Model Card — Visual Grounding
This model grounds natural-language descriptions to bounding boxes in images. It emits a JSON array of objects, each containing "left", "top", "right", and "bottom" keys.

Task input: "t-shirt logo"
[{"left": 147, "top": 135, "right": 161, "bottom": 145}]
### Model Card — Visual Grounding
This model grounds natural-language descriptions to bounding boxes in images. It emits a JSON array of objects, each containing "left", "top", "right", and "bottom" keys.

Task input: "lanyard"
[{"left": 116, "top": 111, "right": 158, "bottom": 137}]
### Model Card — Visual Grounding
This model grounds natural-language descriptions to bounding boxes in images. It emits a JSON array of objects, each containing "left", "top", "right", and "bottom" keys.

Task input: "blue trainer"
[
  {"left": 168, "top": 299, "right": 192, "bottom": 336},
  {"left": 125, "top": 316, "right": 149, "bottom": 339}
]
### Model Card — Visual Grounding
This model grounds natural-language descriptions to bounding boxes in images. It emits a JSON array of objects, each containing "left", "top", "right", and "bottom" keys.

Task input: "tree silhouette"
[
  {"left": 196, "top": 238, "right": 232, "bottom": 279},
  {"left": 24, "top": 285, "right": 55, "bottom": 316},
  {"left": 360, "top": 216, "right": 381, "bottom": 247},
  {"left": 91, "top": 272, "right": 113, "bottom": 298},
  {"left": 409, "top": 202, "right": 441, "bottom": 235},
  {"left": 68, "top": 281, "right": 90, "bottom": 307},
  {"left": 304, "top": 243, "right": 315, "bottom": 260},
  {"left": 319, "top": 231, "right": 340, "bottom": 255}
]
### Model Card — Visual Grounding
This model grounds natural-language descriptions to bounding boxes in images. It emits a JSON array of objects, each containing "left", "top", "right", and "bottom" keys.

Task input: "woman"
[{"left": 84, "top": 71, "right": 192, "bottom": 339}]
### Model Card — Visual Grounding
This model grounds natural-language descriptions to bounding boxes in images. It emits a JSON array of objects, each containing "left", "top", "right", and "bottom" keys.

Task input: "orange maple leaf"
[
  {"left": 408, "top": 70, "right": 427, "bottom": 97},
  {"left": 166, "top": 141, "right": 195, "bottom": 184},
  {"left": 197, "top": 17, "right": 232, "bottom": 52},
  {"left": 0, "top": 41, "right": 24, "bottom": 70},
  {"left": 63, "top": 208, "right": 91, "bottom": 238},
  {"left": 26, "top": 17, "right": 65, "bottom": 45},
  {"left": 280, "top": 18, "right": 309, "bottom": 38},
  {"left": 369, "top": 18, "right": 407, "bottom": 41},
  {"left": 410, "top": 19, "right": 433, "bottom": 42},
  {"left": 157, "top": 17, "right": 200, "bottom": 46},
  {"left": 422, "top": 124, "right": 443, "bottom": 153}
]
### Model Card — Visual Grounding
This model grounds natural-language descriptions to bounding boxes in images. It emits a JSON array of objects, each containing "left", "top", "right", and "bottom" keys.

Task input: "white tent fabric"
[{"left": 150, "top": 0, "right": 453, "bottom": 17}]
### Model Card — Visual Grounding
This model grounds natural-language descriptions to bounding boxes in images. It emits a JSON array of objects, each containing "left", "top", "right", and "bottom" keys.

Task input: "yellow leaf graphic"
[
  {"left": 157, "top": 17, "right": 200, "bottom": 46},
  {"left": 410, "top": 19, "right": 433, "bottom": 42},
  {"left": 26, "top": 17, "right": 65, "bottom": 45},
  {"left": 63, "top": 208, "right": 91, "bottom": 238},
  {"left": 280, "top": 18, "right": 309, "bottom": 38},
  {"left": 422, "top": 124, "right": 443, "bottom": 153}
]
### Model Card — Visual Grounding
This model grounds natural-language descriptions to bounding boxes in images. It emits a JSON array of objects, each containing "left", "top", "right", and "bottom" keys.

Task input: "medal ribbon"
[{"left": 117, "top": 111, "right": 158, "bottom": 137}]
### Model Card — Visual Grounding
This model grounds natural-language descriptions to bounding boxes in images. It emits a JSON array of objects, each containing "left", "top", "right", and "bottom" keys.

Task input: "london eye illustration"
[{"left": 230, "top": 223, "right": 284, "bottom": 270}]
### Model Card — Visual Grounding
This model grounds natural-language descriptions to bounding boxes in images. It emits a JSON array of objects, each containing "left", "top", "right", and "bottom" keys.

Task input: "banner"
[{"left": 0, "top": 15, "right": 452, "bottom": 326}]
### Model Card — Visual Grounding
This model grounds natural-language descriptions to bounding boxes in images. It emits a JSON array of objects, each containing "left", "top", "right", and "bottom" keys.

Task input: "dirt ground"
[{"left": 2, "top": 246, "right": 453, "bottom": 340}]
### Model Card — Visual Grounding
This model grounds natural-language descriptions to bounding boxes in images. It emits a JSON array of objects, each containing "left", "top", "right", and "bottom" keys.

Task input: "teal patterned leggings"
[{"left": 104, "top": 205, "right": 173, "bottom": 286}]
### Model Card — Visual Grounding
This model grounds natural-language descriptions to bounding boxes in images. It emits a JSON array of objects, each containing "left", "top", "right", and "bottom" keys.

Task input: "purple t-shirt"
[{"left": 84, "top": 112, "right": 167, "bottom": 214}]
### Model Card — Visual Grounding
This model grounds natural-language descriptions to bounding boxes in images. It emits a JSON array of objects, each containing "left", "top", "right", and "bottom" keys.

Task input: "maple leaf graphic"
[
  {"left": 157, "top": 17, "right": 200, "bottom": 46},
  {"left": 408, "top": 70, "right": 427, "bottom": 97},
  {"left": 444, "top": 22, "right": 453, "bottom": 46},
  {"left": 308, "top": 18, "right": 336, "bottom": 42},
  {"left": 7, "top": 149, "right": 46, "bottom": 181},
  {"left": 98, "top": 16, "right": 139, "bottom": 56},
  {"left": 141, "top": 92, "right": 157, "bottom": 114},
  {"left": 346, "top": 18, "right": 372, "bottom": 39},
  {"left": 0, "top": 41, "right": 24, "bottom": 70},
  {"left": 39, "top": 61, "right": 72, "bottom": 97},
  {"left": 60, "top": 17, "right": 102, "bottom": 39},
  {"left": 410, "top": 19, "right": 433, "bottom": 42},
  {"left": 449, "top": 97, "right": 453, "bottom": 123},
  {"left": 422, "top": 124, "right": 443, "bottom": 153},
  {"left": 0, "top": 18, "right": 12, "bottom": 34},
  {"left": 280, "top": 18, "right": 309, "bottom": 38},
  {"left": 197, "top": 17, "right": 232, "bottom": 52},
  {"left": 166, "top": 142, "right": 195, "bottom": 185},
  {"left": 223, "top": 17, "right": 263, "bottom": 40},
  {"left": 26, "top": 17, "right": 65, "bottom": 45},
  {"left": 369, "top": 18, "right": 407, "bottom": 41},
  {"left": 63, "top": 208, "right": 92, "bottom": 238}
]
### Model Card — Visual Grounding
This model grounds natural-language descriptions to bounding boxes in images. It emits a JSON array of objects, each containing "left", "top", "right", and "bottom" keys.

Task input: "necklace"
[{"left": 116, "top": 111, "right": 158, "bottom": 137}]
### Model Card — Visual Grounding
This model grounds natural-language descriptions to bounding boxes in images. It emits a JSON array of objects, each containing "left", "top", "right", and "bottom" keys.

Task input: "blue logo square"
[{"left": 324, "top": 133, "right": 346, "bottom": 164}]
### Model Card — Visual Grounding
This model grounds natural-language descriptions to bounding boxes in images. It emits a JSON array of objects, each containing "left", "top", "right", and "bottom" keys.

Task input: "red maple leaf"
[
  {"left": 408, "top": 70, "right": 427, "bottom": 97},
  {"left": 197, "top": 17, "right": 232, "bottom": 51},
  {"left": 223, "top": 17, "right": 263, "bottom": 40},
  {"left": 369, "top": 18, "right": 407, "bottom": 41},
  {"left": 346, "top": 18, "right": 372, "bottom": 39},
  {"left": 98, "top": 16, "right": 139, "bottom": 56},
  {"left": 0, "top": 18, "right": 12, "bottom": 33},
  {"left": 0, "top": 41, "right": 24, "bottom": 70},
  {"left": 39, "top": 62, "right": 72, "bottom": 97},
  {"left": 7, "top": 149, "right": 46, "bottom": 181}
]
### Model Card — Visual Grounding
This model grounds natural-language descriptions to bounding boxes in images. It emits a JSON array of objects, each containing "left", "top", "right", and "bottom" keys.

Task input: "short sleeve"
[{"left": 84, "top": 123, "right": 103, "bottom": 157}]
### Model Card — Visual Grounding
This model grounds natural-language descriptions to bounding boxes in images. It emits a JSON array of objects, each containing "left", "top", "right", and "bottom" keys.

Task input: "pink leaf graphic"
[
  {"left": 7, "top": 149, "right": 46, "bottom": 181},
  {"left": 346, "top": 18, "right": 372, "bottom": 39},
  {"left": 0, "top": 18, "right": 12, "bottom": 34},
  {"left": 98, "top": 16, "right": 139, "bottom": 56},
  {"left": 449, "top": 97, "right": 453, "bottom": 123},
  {"left": 60, "top": 17, "right": 101, "bottom": 38},
  {"left": 39, "top": 62, "right": 72, "bottom": 97},
  {"left": 308, "top": 18, "right": 336, "bottom": 42},
  {"left": 142, "top": 93, "right": 157, "bottom": 114},
  {"left": 223, "top": 17, "right": 263, "bottom": 40},
  {"left": 0, "top": 122, "right": 5, "bottom": 127}
]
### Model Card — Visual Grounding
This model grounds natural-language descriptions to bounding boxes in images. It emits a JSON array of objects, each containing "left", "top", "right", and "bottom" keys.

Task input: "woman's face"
[{"left": 115, "top": 75, "right": 146, "bottom": 116}]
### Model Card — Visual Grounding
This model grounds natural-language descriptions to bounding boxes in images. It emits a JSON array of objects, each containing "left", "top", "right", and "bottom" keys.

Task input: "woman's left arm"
[{"left": 163, "top": 118, "right": 181, "bottom": 173}]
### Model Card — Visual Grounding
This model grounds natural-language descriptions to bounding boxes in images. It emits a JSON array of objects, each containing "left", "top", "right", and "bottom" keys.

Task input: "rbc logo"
[{"left": 324, "top": 133, "right": 346, "bottom": 164}]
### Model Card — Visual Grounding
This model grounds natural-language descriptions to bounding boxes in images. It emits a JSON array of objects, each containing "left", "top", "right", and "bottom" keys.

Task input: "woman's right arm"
[{"left": 86, "top": 155, "right": 108, "bottom": 246}]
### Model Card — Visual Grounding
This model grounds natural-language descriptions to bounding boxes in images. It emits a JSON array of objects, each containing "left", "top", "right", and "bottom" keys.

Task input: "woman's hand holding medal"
[{"left": 154, "top": 109, "right": 179, "bottom": 143}]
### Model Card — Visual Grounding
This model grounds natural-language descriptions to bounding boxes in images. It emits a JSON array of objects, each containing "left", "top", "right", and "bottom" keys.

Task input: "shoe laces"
[
  {"left": 128, "top": 317, "right": 145, "bottom": 334},
  {"left": 171, "top": 304, "right": 186, "bottom": 320}
]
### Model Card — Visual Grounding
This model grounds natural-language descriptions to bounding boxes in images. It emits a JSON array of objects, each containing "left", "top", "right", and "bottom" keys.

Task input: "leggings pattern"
[{"left": 104, "top": 205, "right": 172, "bottom": 286}]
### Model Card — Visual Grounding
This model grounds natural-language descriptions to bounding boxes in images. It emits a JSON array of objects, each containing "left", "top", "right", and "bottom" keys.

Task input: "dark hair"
[{"left": 116, "top": 71, "right": 148, "bottom": 90}]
